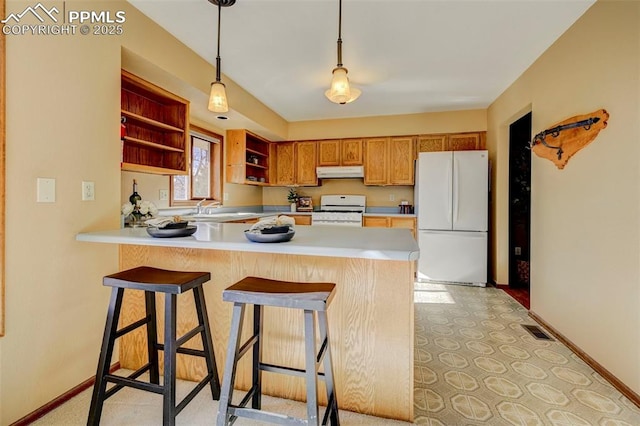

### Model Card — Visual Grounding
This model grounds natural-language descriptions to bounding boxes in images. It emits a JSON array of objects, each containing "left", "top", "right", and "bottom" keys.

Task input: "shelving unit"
[
  {"left": 226, "top": 129, "right": 272, "bottom": 185},
  {"left": 120, "top": 70, "right": 190, "bottom": 175}
]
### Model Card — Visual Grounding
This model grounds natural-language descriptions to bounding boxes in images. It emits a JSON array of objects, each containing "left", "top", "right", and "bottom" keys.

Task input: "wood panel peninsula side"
[{"left": 76, "top": 223, "right": 419, "bottom": 421}]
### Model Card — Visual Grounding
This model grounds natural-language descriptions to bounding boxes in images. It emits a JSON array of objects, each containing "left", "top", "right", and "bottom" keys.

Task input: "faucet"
[
  {"left": 195, "top": 198, "right": 207, "bottom": 215},
  {"left": 204, "top": 201, "right": 221, "bottom": 214}
]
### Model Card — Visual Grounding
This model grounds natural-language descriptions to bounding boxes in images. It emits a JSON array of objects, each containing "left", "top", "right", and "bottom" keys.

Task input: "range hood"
[{"left": 316, "top": 166, "right": 364, "bottom": 179}]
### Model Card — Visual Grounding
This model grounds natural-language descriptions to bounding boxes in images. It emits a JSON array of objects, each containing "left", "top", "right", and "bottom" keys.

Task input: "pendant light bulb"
[
  {"left": 325, "top": 67, "right": 361, "bottom": 104},
  {"left": 208, "top": 81, "right": 228, "bottom": 113},
  {"left": 325, "top": 0, "right": 360, "bottom": 105}
]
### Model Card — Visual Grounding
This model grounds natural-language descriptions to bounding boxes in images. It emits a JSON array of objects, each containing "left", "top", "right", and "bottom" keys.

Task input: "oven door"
[{"left": 311, "top": 214, "right": 363, "bottom": 227}]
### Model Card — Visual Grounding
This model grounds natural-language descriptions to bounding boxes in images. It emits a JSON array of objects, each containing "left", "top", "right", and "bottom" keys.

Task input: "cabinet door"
[
  {"left": 341, "top": 139, "right": 363, "bottom": 165},
  {"left": 364, "top": 138, "right": 389, "bottom": 185},
  {"left": 363, "top": 216, "right": 389, "bottom": 227},
  {"left": 289, "top": 215, "right": 312, "bottom": 225},
  {"left": 275, "top": 142, "right": 295, "bottom": 185},
  {"left": 317, "top": 140, "right": 340, "bottom": 166},
  {"left": 417, "top": 135, "right": 447, "bottom": 153},
  {"left": 296, "top": 141, "right": 318, "bottom": 186},
  {"left": 390, "top": 217, "right": 417, "bottom": 239},
  {"left": 389, "top": 137, "right": 415, "bottom": 185},
  {"left": 447, "top": 133, "right": 481, "bottom": 151}
]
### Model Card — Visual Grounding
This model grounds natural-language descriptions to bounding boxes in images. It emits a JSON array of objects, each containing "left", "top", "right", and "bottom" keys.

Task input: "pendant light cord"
[
  {"left": 336, "top": 0, "right": 343, "bottom": 67},
  {"left": 215, "top": 1, "right": 222, "bottom": 82}
]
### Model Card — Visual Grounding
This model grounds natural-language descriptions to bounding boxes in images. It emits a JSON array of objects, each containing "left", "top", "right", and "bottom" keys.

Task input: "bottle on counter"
[{"left": 129, "top": 179, "right": 142, "bottom": 206}]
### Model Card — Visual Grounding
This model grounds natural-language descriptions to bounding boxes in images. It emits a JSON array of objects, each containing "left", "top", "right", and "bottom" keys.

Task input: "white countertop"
[{"left": 76, "top": 223, "right": 419, "bottom": 261}]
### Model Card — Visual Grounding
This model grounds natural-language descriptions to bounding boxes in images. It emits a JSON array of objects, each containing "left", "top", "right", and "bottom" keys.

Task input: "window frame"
[{"left": 170, "top": 124, "right": 223, "bottom": 206}]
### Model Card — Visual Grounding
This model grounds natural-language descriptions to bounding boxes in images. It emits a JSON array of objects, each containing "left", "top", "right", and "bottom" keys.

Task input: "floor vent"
[{"left": 522, "top": 324, "right": 554, "bottom": 340}]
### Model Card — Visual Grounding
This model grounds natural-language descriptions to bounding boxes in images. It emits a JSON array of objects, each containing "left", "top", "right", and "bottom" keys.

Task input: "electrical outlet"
[
  {"left": 82, "top": 181, "right": 95, "bottom": 201},
  {"left": 37, "top": 178, "right": 56, "bottom": 203},
  {"left": 159, "top": 189, "right": 169, "bottom": 201},
  {"left": 515, "top": 246, "right": 522, "bottom": 256},
  {"left": 223, "top": 192, "right": 229, "bottom": 201},
  {"left": 389, "top": 194, "right": 396, "bottom": 202}
]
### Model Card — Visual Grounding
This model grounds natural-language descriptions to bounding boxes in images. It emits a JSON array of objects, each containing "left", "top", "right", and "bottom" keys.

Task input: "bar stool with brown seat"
[
  {"left": 216, "top": 276, "right": 340, "bottom": 426},
  {"left": 88, "top": 266, "right": 221, "bottom": 426}
]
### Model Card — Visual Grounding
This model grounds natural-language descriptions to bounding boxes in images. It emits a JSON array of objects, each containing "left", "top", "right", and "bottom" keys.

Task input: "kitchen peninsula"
[{"left": 77, "top": 223, "right": 419, "bottom": 421}]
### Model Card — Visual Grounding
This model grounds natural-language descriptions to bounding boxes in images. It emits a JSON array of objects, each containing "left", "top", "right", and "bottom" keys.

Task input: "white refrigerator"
[{"left": 415, "top": 151, "right": 488, "bottom": 286}]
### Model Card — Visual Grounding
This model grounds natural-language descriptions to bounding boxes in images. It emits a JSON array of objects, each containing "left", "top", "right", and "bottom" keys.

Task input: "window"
[{"left": 171, "top": 125, "right": 223, "bottom": 205}]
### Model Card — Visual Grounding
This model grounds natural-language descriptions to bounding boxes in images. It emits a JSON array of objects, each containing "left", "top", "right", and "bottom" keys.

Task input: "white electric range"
[{"left": 311, "top": 195, "right": 366, "bottom": 227}]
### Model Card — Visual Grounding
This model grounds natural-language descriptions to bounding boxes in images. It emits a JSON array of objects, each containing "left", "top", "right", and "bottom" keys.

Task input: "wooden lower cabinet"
[
  {"left": 287, "top": 214, "right": 312, "bottom": 225},
  {"left": 364, "top": 216, "right": 416, "bottom": 238}
]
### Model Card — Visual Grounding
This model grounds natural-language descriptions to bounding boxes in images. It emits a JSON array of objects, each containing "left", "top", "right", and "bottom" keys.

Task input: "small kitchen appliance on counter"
[{"left": 311, "top": 195, "right": 366, "bottom": 227}]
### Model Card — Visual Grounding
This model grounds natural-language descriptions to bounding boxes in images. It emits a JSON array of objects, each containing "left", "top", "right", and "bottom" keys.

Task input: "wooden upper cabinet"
[
  {"left": 275, "top": 142, "right": 295, "bottom": 185},
  {"left": 275, "top": 141, "right": 317, "bottom": 186},
  {"left": 446, "top": 132, "right": 483, "bottom": 151},
  {"left": 318, "top": 139, "right": 363, "bottom": 166},
  {"left": 226, "top": 129, "right": 272, "bottom": 185},
  {"left": 296, "top": 141, "right": 318, "bottom": 186},
  {"left": 120, "top": 70, "right": 190, "bottom": 175},
  {"left": 341, "top": 139, "right": 364, "bottom": 165},
  {"left": 364, "top": 137, "right": 415, "bottom": 185},
  {"left": 389, "top": 137, "right": 415, "bottom": 185},
  {"left": 417, "top": 134, "right": 447, "bottom": 153},
  {"left": 364, "top": 138, "right": 389, "bottom": 185},
  {"left": 317, "top": 140, "right": 340, "bottom": 166}
]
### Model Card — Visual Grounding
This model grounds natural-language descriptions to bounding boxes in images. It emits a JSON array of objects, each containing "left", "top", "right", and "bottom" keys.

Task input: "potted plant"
[{"left": 287, "top": 187, "right": 298, "bottom": 212}]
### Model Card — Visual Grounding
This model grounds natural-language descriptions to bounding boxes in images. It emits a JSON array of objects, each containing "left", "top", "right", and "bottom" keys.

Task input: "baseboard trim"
[
  {"left": 529, "top": 311, "right": 640, "bottom": 408},
  {"left": 10, "top": 362, "right": 120, "bottom": 426}
]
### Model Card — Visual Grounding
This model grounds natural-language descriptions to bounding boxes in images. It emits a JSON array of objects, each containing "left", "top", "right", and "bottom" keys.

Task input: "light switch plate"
[
  {"left": 37, "top": 178, "right": 56, "bottom": 203},
  {"left": 159, "top": 189, "right": 169, "bottom": 201},
  {"left": 82, "top": 181, "right": 95, "bottom": 201}
]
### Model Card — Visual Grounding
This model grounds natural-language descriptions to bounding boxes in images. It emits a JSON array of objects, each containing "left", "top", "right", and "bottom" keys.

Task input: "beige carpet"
[{"left": 31, "top": 372, "right": 407, "bottom": 425}]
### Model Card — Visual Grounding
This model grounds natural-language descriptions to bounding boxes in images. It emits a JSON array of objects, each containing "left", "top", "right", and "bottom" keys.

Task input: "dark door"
[{"left": 508, "top": 112, "right": 532, "bottom": 289}]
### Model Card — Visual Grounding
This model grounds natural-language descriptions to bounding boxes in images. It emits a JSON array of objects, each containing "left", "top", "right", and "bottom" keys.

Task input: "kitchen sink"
[{"left": 182, "top": 212, "right": 263, "bottom": 221}]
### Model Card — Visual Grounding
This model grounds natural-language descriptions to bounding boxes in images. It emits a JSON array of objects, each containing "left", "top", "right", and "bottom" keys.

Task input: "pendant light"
[
  {"left": 325, "top": 0, "right": 361, "bottom": 104},
  {"left": 208, "top": 0, "right": 235, "bottom": 113}
]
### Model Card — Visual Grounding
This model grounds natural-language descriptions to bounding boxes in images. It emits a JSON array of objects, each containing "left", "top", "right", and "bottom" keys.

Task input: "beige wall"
[
  {"left": 0, "top": 1, "right": 266, "bottom": 423},
  {"left": 487, "top": 0, "right": 640, "bottom": 393},
  {"left": 288, "top": 109, "right": 486, "bottom": 140}
]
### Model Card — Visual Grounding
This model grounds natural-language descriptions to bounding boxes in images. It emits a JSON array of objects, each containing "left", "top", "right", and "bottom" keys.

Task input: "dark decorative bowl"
[
  {"left": 260, "top": 225, "right": 291, "bottom": 234},
  {"left": 161, "top": 221, "right": 189, "bottom": 229},
  {"left": 147, "top": 226, "right": 197, "bottom": 238},
  {"left": 244, "top": 229, "right": 295, "bottom": 243}
]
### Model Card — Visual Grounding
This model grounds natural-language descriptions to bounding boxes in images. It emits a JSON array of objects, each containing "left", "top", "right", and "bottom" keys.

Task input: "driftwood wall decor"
[{"left": 531, "top": 109, "right": 609, "bottom": 169}]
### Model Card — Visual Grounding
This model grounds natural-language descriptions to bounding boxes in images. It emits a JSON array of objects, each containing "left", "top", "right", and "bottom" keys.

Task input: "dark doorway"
[{"left": 508, "top": 112, "right": 532, "bottom": 290}]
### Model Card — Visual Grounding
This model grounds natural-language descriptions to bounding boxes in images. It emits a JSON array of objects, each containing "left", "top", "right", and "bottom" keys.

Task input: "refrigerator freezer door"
[
  {"left": 417, "top": 230, "right": 487, "bottom": 285},
  {"left": 417, "top": 152, "right": 453, "bottom": 230},
  {"left": 452, "top": 151, "right": 488, "bottom": 232}
]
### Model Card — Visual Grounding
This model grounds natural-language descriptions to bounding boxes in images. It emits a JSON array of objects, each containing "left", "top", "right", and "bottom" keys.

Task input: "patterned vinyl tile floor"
[{"left": 413, "top": 282, "right": 640, "bottom": 426}]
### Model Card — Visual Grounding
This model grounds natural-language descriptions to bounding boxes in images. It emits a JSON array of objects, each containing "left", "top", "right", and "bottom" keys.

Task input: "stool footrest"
[
  {"left": 260, "top": 362, "right": 326, "bottom": 380},
  {"left": 175, "top": 372, "right": 215, "bottom": 416},
  {"left": 228, "top": 406, "right": 309, "bottom": 426},
  {"left": 237, "top": 332, "right": 259, "bottom": 360},
  {"left": 105, "top": 374, "right": 163, "bottom": 395},
  {"left": 156, "top": 343, "right": 208, "bottom": 358},
  {"left": 115, "top": 315, "right": 151, "bottom": 339},
  {"left": 104, "top": 362, "right": 154, "bottom": 399},
  {"left": 176, "top": 324, "right": 204, "bottom": 348}
]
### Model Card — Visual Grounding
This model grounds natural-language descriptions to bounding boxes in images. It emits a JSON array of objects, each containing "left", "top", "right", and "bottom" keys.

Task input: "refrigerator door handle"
[
  {"left": 447, "top": 158, "right": 453, "bottom": 225},
  {"left": 453, "top": 157, "right": 459, "bottom": 223}
]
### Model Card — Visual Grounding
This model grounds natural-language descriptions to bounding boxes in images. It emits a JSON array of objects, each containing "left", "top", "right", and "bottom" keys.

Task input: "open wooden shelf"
[{"left": 121, "top": 70, "right": 190, "bottom": 175}]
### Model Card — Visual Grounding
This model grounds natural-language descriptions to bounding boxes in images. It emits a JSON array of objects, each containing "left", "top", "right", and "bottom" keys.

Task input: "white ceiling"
[{"left": 128, "top": 0, "right": 595, "bottom": 123}]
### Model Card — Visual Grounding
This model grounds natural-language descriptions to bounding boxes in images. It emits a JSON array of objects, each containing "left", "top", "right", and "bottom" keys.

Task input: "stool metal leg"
[
  {"left": 318, "top": 310, "right": 340, "bottom": 426},
  {"left": 304, "top": 309, "right": 320, "bottom": 426},
  {"left": 88, "top": 287, "right": 124, "bottom": 426},
  {"left": 252, "top": 304, "right": 263, "bottom": 410},
  {"left": 217, "top": 302, "right": 246, "bottom": 426},
  {"left": 193, "top": 285, "right": 221, "bottom": 400},
  {"left": 163, "top": 293, "right": 177, "bottom": 426},
  {"left": 144, "top": 290, "right": 160, "bottom": 385}
]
